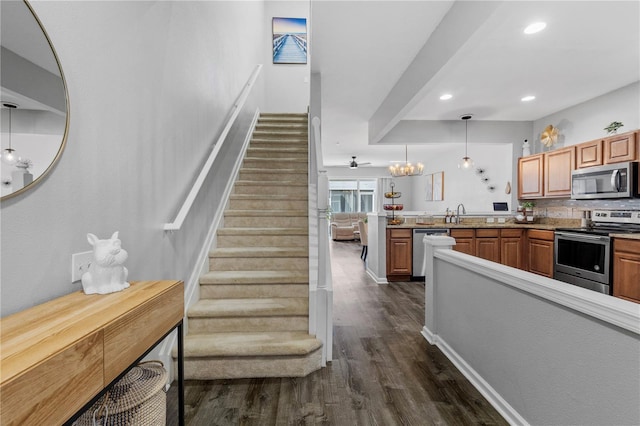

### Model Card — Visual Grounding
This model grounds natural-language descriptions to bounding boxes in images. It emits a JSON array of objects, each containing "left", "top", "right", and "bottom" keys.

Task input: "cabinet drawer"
[
  {"left": 475, "top": 229, "right": 499, "bottom": 238},
  {"left": 1, "top": 332, "right": 103, "bottom": 426},
  {"left": 501, "top": 228, "right": 523, "bottom": 238},
  {"left": 528, "top": 229, "right": 555, "bottom": 241},
  {"left": 103, "top": 284, "right": 183, "bottom": 384},
  {"left": 388, "top": 228, "right": 411, "bottom": 238},
  {"left": 450, "top": 229, "right": 474, "bottom": 238}
]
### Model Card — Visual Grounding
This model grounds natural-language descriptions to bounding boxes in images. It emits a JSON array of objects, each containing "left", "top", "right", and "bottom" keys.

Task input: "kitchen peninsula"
[{"left": 366, "top": 212, "right": 575, "bottom": 283}]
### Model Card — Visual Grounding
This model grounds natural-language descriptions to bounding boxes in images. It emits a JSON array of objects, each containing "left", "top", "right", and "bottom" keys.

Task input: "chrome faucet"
[{"left": 455, "top": 203, "right": 466, "bottom": 224}]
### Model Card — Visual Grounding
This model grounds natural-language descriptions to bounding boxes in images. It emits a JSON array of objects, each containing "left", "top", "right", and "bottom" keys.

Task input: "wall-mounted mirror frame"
[{"left": 1, "top": 0, "right": 69, "bottom": 201}]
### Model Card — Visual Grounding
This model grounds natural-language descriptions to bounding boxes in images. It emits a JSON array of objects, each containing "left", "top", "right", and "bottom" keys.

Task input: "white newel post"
[{"left": 421, "top": 235, "right": 456, "bottom": 344}]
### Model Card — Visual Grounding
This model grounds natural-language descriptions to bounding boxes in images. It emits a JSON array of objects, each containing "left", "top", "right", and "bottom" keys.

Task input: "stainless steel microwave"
[{"left": 571, "top": 161, "right": 638, "bottom": 199}]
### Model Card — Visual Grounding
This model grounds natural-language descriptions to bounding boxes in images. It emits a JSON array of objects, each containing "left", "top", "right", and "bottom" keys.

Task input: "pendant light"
[
  {"left": 389, "top": 145, "right": 424, "bottom": 177},
  {"left": 2, "top": 103, "right": 18, "bottom": 166},
  {"left": 458, "top": 114, "right": 474, "bottom": 170}
]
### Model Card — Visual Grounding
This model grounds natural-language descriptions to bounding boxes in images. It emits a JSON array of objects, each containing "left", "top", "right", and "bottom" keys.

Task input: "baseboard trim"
[
  {"left": 366, "top": 267, "right": 388, "bottom": 285},
  {"left": 433, "top": 335, "right": 529, "bottom": 426},
  {"left": 420, "top": 326, "right": 437, "bottom": 345}
]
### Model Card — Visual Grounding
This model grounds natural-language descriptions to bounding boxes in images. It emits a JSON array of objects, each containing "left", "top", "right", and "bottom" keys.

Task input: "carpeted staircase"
[{"left": 179, "top": 113, "right": 322, "bottom": 379}]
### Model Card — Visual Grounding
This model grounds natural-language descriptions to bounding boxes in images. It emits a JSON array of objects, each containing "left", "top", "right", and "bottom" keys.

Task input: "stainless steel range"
[{"left": 554, "top": 210, "right": 640, "bottom": 294}]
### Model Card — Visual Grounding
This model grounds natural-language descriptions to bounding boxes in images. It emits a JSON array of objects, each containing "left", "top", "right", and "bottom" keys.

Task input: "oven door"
[{"left": 554, "top": 232, "right": 611, "bottom": 291}]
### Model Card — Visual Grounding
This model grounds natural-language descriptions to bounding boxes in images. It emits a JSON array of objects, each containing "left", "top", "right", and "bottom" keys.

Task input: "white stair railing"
[
  {"left": 164, "top": 64, "right": 263, "bottom": 231},
  {"left": 309, "top": 116, "right": 333, "bottom": 364}
]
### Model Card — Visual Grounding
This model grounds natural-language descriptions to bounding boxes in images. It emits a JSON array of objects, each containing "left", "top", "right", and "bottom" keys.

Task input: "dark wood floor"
[{"left": 167, "top": 240, "right": 507, "bottom": 425}]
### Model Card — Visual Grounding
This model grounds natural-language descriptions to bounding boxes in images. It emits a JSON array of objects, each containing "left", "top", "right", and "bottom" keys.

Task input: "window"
[{"left": 329, "top": 179, "right": 376, "bottom": 213}]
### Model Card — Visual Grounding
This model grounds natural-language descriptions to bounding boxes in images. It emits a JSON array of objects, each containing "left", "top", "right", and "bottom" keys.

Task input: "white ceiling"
[{"left": 311, "top": 1, "right": 640, "bottom": 168}]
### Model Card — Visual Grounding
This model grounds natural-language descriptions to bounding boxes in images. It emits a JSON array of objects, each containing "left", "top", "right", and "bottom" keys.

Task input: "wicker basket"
[{"left": 73, "top": 361, "right": 167, "bottom": 426}]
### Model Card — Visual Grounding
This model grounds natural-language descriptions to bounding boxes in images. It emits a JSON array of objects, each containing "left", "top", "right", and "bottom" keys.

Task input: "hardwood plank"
[{"left": 167, "top": 241, "right": 507, "bottom": 425}]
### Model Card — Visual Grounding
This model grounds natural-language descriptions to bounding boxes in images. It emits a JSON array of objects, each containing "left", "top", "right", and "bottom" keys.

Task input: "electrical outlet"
[
  {"left": 72, "top": 251, "right": 93, "bottom": 283},
  {"left": 497, "top": 217, "right": 506, "bottom": 223},
  {"left": 486, "top": 217, "right": 495, "bottom": 223}
]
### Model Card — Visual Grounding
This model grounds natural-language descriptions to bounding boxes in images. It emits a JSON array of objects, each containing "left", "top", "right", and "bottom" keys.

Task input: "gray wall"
[
  {"left": 1, "top": 1, "right": 266, "bottom": 316},
  {"left": 434, "top": 259, "right": 640, "bottom": 425}
]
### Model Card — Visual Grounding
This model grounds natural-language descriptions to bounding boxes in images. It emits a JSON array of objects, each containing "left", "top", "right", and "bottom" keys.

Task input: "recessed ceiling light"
[
  {"left": 439, "top": 94, "right": 453, "bottom": 100},
  {"left": 524, "top": 22, "right": 546, "bottom": 34},
  {"left": 521, "top": 95, "right": 536, "bottom": 102}
]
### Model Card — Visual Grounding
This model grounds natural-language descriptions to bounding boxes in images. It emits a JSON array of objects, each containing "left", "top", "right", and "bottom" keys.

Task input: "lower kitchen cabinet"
[
  {"left": 475, "top": 229, "right": 500, "bottom": 263},
  {"left": 386, "top": 228, "right": 412, "bottom": 281},
  {"left": 527, "top": 229, "right": 555, "bottom": 278},
  {"left": 500, "top": 228, "right": 524, "bottom": 269},
  {"left": 450, "top": 229, "right": 475, "bottom": 256},
  {"left": 613, "top": 238, "right": 640, "bottom": 303}
]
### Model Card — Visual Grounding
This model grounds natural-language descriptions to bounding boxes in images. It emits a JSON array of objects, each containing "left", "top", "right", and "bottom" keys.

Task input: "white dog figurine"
[{"left": 81, "top": 231, "right": 130, "bottom": 295}]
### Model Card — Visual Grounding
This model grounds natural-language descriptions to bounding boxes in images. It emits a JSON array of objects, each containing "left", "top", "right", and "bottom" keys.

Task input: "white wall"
[
  {"left": 263, "top": 1, "right": 310, "bottom": 113},
  {"left": 1, "top": 1, "right": 265, "bottom": 316},
  {"left": 411, "top": 144, "right": 513, "bottom": 214},
  {"left": 531, "top": 82, "right": 640, "bottom": 153}
]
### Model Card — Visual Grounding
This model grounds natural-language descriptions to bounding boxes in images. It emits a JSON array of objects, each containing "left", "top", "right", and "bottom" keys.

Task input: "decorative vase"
[
  {"left": 11, "top": 168, "right": 32, "bottom": 190},
  {"left": 522, "top": 139, "right": 531, "bottom": 156}
]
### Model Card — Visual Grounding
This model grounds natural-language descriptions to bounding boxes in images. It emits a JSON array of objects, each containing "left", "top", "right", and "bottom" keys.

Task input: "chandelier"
[{"left": 389, "top": 145, "right": 423, "bottom": 177}]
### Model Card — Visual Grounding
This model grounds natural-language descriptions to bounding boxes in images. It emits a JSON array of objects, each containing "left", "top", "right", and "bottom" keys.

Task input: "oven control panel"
[{"left": 592, "top": 210, "right": 640, "bottom": 224}]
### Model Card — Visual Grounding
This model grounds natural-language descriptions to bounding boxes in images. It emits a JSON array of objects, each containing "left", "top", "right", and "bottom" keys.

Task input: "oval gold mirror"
[{"left": 1, "top": 0, "right": 69, "bottom": 201}]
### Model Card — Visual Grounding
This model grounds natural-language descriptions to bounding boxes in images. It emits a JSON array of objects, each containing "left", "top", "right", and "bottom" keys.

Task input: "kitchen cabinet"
[
  {"left": 387, "top": 228, "right": 412, "bottom": 281},
  {"left": 576, "top": 139, "right": 603, "bottom": 168},
  {"left": 527, "top": 229, "right": 555, "bottom": 278},
  {"left": 613, "top": 238, "right": 640, "bottom": 303},
  {"left": 450, "top": 229, "right": 475, "bottom": 256},
  {"left": 518, "top": 154, "right": 544, "bottom": 199},
  {"left": 545, "top": 146, "right": 575, "bottom": 197},
  {"left": 475, "top": 229, "right": 500, "bottom": 263},
  {"left": 604, "top": 130, "right": 637, "bottom": 164},
  {"left": 500, "top": 228, "right": 524, "bottom": 269}
]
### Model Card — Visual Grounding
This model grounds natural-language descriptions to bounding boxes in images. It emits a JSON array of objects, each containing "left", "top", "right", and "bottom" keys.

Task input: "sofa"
[{"left": 330, "top": 212, "right": 367, "bottom": 240}]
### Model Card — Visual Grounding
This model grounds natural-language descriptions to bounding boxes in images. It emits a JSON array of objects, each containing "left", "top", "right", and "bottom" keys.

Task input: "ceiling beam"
[{"left": 367, "top": 1, "right": 502, "bottom": 144}]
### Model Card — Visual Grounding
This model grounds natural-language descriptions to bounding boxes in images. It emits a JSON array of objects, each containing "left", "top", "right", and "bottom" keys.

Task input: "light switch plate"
[
  {"left": 498, "top": 217, "right": 506, "bottom": 223},
  {"left": 486, "top": 217, "right": 495, "bottom": 223},
  {"left": 72, "top": 251, "right": 93, "bottom": 283}
]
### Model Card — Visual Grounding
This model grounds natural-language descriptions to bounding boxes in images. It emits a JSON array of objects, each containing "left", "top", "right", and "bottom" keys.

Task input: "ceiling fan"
[{"left": 341, "top": 156, "right": 371, "bottom": 169}]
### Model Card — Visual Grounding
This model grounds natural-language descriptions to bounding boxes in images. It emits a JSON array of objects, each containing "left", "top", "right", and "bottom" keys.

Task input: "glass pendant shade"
[
  {"left": 1, "top": 148, "right": 18, "bottom": 166},
  {"left": 389, "top": 145, "right": 424, "bottom": 177},
  {"left": 458, "top": 156, "right": 474, "bottom": 169},
  {"left": 458, "top": 114, "right": 473, "bottom": 170}
]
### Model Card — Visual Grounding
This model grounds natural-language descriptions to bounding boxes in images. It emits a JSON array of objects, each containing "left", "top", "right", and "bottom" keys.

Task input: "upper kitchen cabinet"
[
  {"left": 604, "top": 130, "right": 637, "bottom": 164},
  {"left": 519, "top": 147, "right": 575, "bottom": 199},
  {"left": 576, "top": 139, "right": 603, "bottom": 168},
  {"left": 518, "top": 154, "right": 544, "bottom": 199},
  {"left": 545, "top": 146, "right": 576, "bottom": 197}
]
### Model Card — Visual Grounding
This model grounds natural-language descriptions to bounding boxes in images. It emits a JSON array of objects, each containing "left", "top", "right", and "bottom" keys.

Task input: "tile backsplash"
[{"left": 532, "top": 198, "right": 640, "bottom": 219}]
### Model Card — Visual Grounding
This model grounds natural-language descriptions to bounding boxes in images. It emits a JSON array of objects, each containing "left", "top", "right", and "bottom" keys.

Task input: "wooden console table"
[{"left": 0, "top": 280, "right": 184, "bottom": 425}]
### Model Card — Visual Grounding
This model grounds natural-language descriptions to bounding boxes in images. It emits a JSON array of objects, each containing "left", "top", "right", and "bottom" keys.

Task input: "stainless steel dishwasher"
[{"left": 412, "top": 228, "right": 450, "bottom": 279}]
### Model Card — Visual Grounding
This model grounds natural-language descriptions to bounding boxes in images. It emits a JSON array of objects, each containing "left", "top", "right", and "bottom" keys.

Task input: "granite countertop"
[
  {"left": 610, "top": 233, "right": 640, "bottom": 240},
  {"left": 386, "top": 217, "right": 579, "bottom": 231}
]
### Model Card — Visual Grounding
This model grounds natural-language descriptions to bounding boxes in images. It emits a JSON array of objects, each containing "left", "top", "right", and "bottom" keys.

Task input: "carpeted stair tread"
[
  {"left": 189, "top": 298, "right": 308, "bottom": 317},
  {"left": 181, "top": 331, "right": 322, "bottom": 357},
  {"left": 210, "top": 247, "right": 308, "bottom": 258},
  {"left": 218, "top": 227, "right": 308, "bottom": 236},
  {"left": 230, "top": 194, "right": 308, "bottom": 201},
  {"left": 238, "top": 168, "right": 307, "bottom": 175},
  {"left": 235, "top": 180, "right": 307, "bottom": 187},
  {"left": 200, "top": 270, "right": 308, "bottom": 285},
  {"left": 248, "top": 146, "right": 308, "bottom": 153},
  {"left": 225, "top": 209, "right": 307, "bottom": 217}
]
